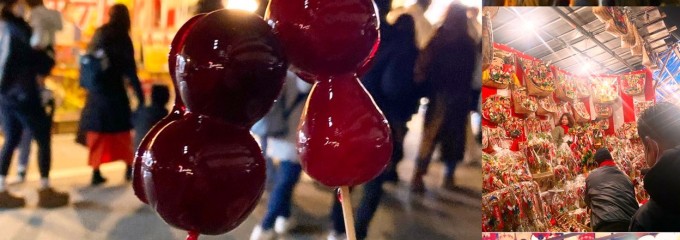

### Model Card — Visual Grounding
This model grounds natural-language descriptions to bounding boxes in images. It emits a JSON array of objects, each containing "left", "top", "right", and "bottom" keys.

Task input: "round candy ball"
[
  {"left": 176, "top": 9, "right": 288, "bottom": 127},
  {"left": 140, "top": 113, "right": 265, "bottom": 235},
  {"left": 267, "top": 0, "right": 380, "bottom": 77},
  {"left": 298, "top": 75, "right": 392, "bottom": 187},
  {"left": 133, "top": 15, "right": 205, "bottom": 203}
]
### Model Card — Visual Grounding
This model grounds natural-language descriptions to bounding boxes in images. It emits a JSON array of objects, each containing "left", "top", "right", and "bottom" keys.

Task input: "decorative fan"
[
  {"left": 605, "top": 7, "right": 628, "bottom": 36},
  {"left": 591, "top": 76, "right": 619, "bottom": 104},
  {"left": 520, "top": 58, "right": 555, "bottom": 97},
  {"left": 512, "top": 87, "right": 538, "bottom": 114},
  {"left": 594, "top": 104, "right": 612, "bottom": 119},
  {"left": 483, "top": 49, "right": 516, "bottom": 89},
  {"left": 555, "top": 71, "right": 577, "bottom": 101},
  {"left": 503, "top": 117, "right": 525, "bottom": 138},
  {"left": 621, "top": 72, "right": 646, "bottom": 96},
  {"left": 572, "top": 101, "right": 591, "bottom": 123},
  {"left": 574, "top": 76, "right": 591, "bottom": 98},
  {"left": 537, "top": 97, "right": 558, "bottom": 116}
]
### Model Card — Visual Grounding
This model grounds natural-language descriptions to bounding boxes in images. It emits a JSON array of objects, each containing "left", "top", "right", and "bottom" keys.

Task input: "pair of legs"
[
  {"left": 14, "top": 130, "right": 32, "bottom": 180},
  {"left": 0, "top": 104, "right": 52, "bottom": 184},
  {"left": 330, "top": 172, "right": 387, "bottom": 240},
  {"left": 0, "top": 103, "right": 68, "bottom": 208},
  {"left": 412, "top": 97, "right": 468, "bottom": 192},
  {"left": 382, "top": 121, "right": 408, "bottom": 183},
  {"left": 260, "top": 161, "right": 302, "bottom": 230},
  {"left": 86, "top": 131, "right": 134, "bottom": 185}
]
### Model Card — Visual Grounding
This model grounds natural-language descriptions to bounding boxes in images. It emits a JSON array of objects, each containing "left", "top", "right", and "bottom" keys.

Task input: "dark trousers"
[
  {"left": 594, "top": 220, "right": 631, "bottom": 232},
  {"left": 330, "top": 172, "right": 387, "bottom": 240},
  {"left": 415, "top": 97, "right": 468, "bottom": 180},
  {"left": 383, "top": 121, "right": 408, "bottom": 178},
  {"left": 260, "top": 161, "right": 302, "bottom": 230},
  {"left": 0, "top": 103, "right": 52, "bottom": 178}
]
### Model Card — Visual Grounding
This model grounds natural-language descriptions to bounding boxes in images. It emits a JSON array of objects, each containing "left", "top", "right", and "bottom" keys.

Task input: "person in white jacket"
[
  {"left": 26, "top": 0, "right": 61, "bottom": 79},
  {"left": 250, "top": 71, "right": 312, "bottom": 240},
  {"left": 26, "top": 0, "right": 61, "bottom": 51}
]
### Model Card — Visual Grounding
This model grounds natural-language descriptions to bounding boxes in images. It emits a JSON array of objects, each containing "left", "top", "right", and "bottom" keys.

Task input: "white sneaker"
[
  {"left": 250, "top": 225, "right": 276, "bottom": 240},
  {"left": 274, "top": 216, "right": 295, "bottom": 234},
  {"left": 327, "top": 231, "right": 347, "bottom": 240}
]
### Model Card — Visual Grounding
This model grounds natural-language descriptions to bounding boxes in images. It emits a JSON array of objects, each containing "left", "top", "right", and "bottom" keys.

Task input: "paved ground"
[{"left": 0, "top": 111, "right": 481, "bottom": 240}]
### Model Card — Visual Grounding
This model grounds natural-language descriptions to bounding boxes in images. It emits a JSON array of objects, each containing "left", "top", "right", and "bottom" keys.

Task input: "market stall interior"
[
  {"left": 481, "top": 6, "right": 680, "bottom": 232},
  {"left": 482, "top": 0, "right": 680, "bottom": 7}
]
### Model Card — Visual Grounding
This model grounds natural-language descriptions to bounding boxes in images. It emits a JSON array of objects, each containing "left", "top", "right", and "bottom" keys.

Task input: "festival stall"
[
  {"left": 43, "top": 0, "right": 218, "bottom": 132},
  {"left": 481, "top": 7, "right": 679, "bottom": 232}
]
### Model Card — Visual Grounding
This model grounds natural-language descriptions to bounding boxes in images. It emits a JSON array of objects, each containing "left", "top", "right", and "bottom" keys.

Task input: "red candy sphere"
[
  {"left": 298, "top": 75, "right": 392, "bottom": 187},
  {"left": 266, "top": 0, "right": 380, "bottom": 77},
  {"left": 176, "top": 9, "right": 287, "bottom": 127},
  {"left": 133, "top": 15, "right": 205, "bottom": 203},
  {"left": 140, "top": 113, "right": 265, "bottom": 235}
]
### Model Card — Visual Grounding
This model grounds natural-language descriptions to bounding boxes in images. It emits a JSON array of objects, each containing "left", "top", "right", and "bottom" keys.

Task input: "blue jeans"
[
  {"left": 261, "top": 161, "right": 302, "bottom": 230},
  {"left": 0, "top": 104, "right": 52, "bottom": 178},
  {"left": 17, "top": 129, "right": 32, "bottom": 171},
  {"left": 331, "top": 173, "right": 387, "bottom": 240}
]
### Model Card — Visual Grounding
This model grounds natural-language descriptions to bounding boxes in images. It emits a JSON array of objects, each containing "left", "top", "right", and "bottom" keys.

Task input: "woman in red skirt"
[{"left": 79, "top": 4, "right": 144, "bottom": 185}]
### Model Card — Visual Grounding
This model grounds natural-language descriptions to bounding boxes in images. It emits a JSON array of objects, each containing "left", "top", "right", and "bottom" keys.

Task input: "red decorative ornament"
[
  {"left": 298, "top": 75, "right": 392, "bottom": 187},
  {"left": 176, "top": 10, "right": 287, "bottom": 127},
  {"left": 266, "top": 0, "right": 380, "bottom": 77}
]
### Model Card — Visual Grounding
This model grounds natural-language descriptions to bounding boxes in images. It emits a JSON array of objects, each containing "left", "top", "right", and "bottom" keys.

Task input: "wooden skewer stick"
[{"left": 340, "top": 186, "right": 357, "bottom": 240}]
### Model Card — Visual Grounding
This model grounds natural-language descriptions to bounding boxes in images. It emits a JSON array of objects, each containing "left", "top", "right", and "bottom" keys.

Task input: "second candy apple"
[{"left": 298, "top": 75, "right": 392, "bottom": 187}]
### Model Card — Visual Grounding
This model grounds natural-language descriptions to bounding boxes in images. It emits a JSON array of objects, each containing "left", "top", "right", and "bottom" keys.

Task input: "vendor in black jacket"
[
  {"left": 585, "top": 148, "right": 639, "bottom": 232},
  {"left": 630, "top": 102, "right": 680, "bottom": 231}
]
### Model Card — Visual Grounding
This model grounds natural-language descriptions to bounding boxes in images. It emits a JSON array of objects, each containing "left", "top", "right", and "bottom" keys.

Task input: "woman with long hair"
[
  {"left": 410, "top": 3, "right": 477, "bottom": 192},
  {"left": 552, "top": 113, "right": 574, "bottom": 147},
  {"left": 79, "top": 4, "right": 144, "bottom": 185},
  {"left": 0, "top": 0, "right": 68, "bottom": 208}
]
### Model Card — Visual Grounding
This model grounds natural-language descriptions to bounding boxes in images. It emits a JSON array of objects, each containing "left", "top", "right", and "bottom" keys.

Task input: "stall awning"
[{"left": 491, "top": 7, "right": 677, "bottom": 75}]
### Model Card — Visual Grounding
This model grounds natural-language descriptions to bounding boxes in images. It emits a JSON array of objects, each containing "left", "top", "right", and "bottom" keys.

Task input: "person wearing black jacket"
[
  {"left": 132, "top": 85, "right": 169, "bottom": 149},
  {"left": 630, "top": 102, "right": 680, "bottom": 231},
  {"left": 79, "top": 4, "right": 144, "bottom": 185},
  {"left": 411, "top": 3, "right": 477, "bottom": 192},
  {"left": 0, "top": 0, "right": 68, "bottom": 208},
  {"left": 585, "top": 148, "right": 638, "bottom": 231}
]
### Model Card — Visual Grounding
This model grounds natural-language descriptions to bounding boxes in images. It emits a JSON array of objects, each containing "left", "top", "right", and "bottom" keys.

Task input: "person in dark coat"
[
  {"left": 0, "top": 0, "right": 68, "bottom": 209},
  {"left": 79, "top": 4, "right": 144, "bottom": 185},
  {"left": 132, "top": 85, "right": 169, "bottom": 150},
  {"left": 411, "top": 3, "right": 477, "bottom": 192},
  {"left": 584, "top": 148, "right": 638, "bottom": 232},
  {"left": 630, "top": 102, "right": 680, "bottom": 231}
]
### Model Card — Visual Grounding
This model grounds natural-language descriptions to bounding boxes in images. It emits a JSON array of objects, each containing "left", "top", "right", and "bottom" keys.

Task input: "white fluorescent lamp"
[{"left": 224, "top": 0, "right": 259, "bottom": 13}]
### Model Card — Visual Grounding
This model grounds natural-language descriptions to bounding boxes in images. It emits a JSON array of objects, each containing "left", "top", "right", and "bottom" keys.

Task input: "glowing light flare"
[{"left": 224, "top": 0, "right": 259, "bottom": 13}]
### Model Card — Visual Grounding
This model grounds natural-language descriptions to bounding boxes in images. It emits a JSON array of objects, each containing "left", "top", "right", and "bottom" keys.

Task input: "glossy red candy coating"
[
  {"left": 266, "top": 0, "right": 380, "bottom": 77},
  {"left": 298, "top": 75, "right": 392, "bottom": 187},
  {"left": 132, "top": 15, "right": 204, "bottom": 204},
  {"left": 169, "top": 13, "right": 206, "bottom": 108},
  {"left": 176, "top": 10, "right": 287, "bottom": 127},
  {"left": 132, "top": 109, "right": 183, "bottom": 204},
  {"left": 140, "top": 113, "right": 265, "bottom": 235}
]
